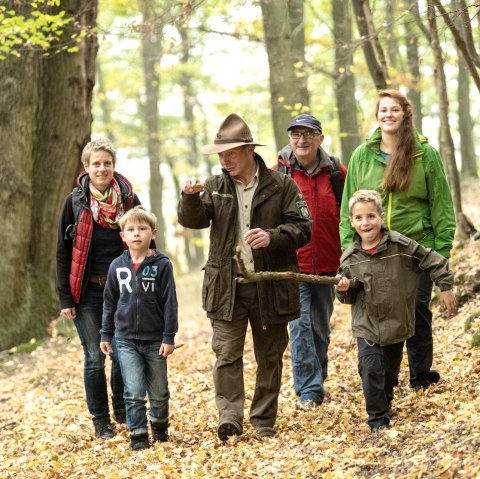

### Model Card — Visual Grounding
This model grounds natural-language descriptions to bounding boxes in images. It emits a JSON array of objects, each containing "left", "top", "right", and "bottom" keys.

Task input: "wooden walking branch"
[{"left": 233, "top": 246, "right": 359, "bottom": 288}]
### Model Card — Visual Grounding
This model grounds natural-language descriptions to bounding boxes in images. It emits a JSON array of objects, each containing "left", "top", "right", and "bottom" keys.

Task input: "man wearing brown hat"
[
  {"left": 178, "top": 113, "right": 311, "bottom": 440},
  {"left": 275, "top": 113, "right": 347, "bottom": 411}
]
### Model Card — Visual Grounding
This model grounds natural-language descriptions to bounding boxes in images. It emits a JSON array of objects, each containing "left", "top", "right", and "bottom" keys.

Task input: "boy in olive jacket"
[{"left": 336, "top": 190, "right": 456, "bottom": 432}]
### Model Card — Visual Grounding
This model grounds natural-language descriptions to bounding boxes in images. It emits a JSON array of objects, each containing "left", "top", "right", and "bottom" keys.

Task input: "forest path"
[{"left": 1, "top": 182, "right": 480, "bottom": 478}]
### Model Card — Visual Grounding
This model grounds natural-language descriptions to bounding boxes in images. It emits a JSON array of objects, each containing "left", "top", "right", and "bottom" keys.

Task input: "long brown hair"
[{"left": 376, "top": 90, "right": 416, "bottom": 192}]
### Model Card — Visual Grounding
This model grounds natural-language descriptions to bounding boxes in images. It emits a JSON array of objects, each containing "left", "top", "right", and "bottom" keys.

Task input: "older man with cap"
[
  {"left": 276, "top": 113, "right": 347, "bottom": 411},
  {"left": 178, "top": 113, "right": 311, "bottom": 441}
]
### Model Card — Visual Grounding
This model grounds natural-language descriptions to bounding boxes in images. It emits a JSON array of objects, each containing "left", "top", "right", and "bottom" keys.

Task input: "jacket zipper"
[
  {"left": 387, "top": 192, "right": 393, "bottom": 229},
  {"left": 135, "top": 274, "right": 140, "bottom": 339}
]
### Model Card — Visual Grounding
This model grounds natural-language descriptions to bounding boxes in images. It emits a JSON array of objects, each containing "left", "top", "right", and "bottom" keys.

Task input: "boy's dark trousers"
[{"left": 357, "top": 338, "right": 404, "bottom": 430}]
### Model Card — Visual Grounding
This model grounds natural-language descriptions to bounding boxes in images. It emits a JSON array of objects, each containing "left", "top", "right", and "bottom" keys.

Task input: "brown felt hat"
[{"left": 200, "top": 113, "right": 266, "bottom": 154}]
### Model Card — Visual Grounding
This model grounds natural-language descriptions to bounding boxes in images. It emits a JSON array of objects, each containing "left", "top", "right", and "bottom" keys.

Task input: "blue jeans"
[
  {"left": 116, "top": 338, "right": 170, "bottom": 435},
  {"left": 289, "top": 281, "right": 334, "bottom": 403},
  {"left": 74, "top": 284, "right": 125, "bottom": 422}
]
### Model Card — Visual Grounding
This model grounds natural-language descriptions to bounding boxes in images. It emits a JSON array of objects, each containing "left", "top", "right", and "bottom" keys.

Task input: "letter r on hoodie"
[{"left": 116, "top": 267, "right": 133, "bottom": 294}]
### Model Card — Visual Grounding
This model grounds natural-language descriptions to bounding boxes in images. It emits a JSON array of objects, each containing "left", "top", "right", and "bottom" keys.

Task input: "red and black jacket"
[
  {"left": 275, "top": 146, "right": 347, "bottom": 274},
  {"left": 56, "top": 171, "right": 138, "bottom": 308}
]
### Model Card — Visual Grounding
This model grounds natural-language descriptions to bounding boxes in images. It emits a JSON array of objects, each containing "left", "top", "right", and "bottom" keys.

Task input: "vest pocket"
[
  {"left": 272, "top": 280, "right": 299, "bottom": 315},
  {"left": 202, "top": 268, "right": 220, "bottom": 313}
]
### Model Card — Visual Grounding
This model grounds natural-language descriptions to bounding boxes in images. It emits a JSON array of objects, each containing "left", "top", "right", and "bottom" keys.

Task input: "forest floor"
[{"left": 1, "top": 182, "right": 480, "bottom": 479}]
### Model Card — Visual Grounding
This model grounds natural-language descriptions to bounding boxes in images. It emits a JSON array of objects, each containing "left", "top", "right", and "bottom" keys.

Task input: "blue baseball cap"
[{"left": 287, "top": 114, "right": 322, "bottom": 133}]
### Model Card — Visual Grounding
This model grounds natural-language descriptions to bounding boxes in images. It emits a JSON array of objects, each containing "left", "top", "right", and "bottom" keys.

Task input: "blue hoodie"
[{"left": 101, "top": 250, "right": 178, "bottom": 344}]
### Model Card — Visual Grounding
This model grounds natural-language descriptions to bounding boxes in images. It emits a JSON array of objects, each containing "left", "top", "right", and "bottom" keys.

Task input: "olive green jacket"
[
  {"left": 340, "top": 128, "right": 456, "bottom": 258},
  {"left": 177, "top": 153, "right": 312, "bottom": 326},
  {"left": 336, "top": 229, "right": 454, "bottom": 346}
]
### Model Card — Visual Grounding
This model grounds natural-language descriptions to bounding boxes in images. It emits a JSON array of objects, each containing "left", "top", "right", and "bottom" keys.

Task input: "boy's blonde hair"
[
  {"left": 118, "top": 206, "right": 157, "bottom": 231},
  {"left": 348, "top": 190, "right": 383, "bottom": 215},
  {"left": 81, "top": 138, "right": 116, "bottom": 167}
]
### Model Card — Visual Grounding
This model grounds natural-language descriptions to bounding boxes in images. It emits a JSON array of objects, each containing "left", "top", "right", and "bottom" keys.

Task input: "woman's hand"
[
  {"left": 100, "top": 341, "right": 113, "bottom": 355},
  {"left": 61, "top": 307, "right": 76, "bottom": 320}
]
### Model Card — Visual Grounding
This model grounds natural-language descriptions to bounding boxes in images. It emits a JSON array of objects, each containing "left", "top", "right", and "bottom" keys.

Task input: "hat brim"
[
  {"left": 200, "top": 141, "right": 266, "bottom": 155},
  {"left": 287, "top": 124, "right": 321, "bottom": 132}
]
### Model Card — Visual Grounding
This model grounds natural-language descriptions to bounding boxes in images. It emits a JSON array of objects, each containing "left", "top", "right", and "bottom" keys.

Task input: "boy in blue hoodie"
[{"left": 100, "top": 206, "right": 178, "bottom": 450}]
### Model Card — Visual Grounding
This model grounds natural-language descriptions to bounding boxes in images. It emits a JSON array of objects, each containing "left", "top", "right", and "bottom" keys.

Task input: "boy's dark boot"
[
  {"left": 113, "top": 409, "right": 126, "bottom": 424},
  {"left": 151, "top": 421, "right": 169, "bottom": 442},
  {"left": 94, "top": 418, "right": 115, "bottom": 439},
  {"left": 411, "top": 370, "right": 441, "bottom": 391},
  {"left": 130, "top": 432, "right": 150, "bottom": 450}
]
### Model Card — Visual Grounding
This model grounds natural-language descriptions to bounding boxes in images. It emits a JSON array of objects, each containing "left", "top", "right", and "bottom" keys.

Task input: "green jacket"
[
  {"left": 177, "top": 153, "right": 312, "bottom": 326},
  {"left": 336, "top": 229, "right": 454, "bottom": 346},
  {"left": 340, "top": 128, "right": 456, "bottom": 258}
]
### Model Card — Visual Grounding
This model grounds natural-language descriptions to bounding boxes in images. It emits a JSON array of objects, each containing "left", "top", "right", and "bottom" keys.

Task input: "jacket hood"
[
  {"left": 366, "top": 127, "right": 429, "bottom": 154},
  {"left": 122, "top": 249, "right": 169, "bottom": 264}
]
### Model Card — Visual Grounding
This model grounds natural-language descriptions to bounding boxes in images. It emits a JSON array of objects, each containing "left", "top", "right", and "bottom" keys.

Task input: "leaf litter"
[{"left": 1, "top": 187, "right": 480, "bottom": 478}]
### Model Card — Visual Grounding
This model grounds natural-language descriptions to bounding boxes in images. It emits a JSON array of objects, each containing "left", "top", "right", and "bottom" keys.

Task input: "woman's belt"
[{"left": 89, "top": 275, "right": 108, "bottom": 287}]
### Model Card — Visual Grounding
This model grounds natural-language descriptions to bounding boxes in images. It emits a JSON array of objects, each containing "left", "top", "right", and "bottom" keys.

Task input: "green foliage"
[
  {"left": 464, "top": 310, "right": 480, "bottom": 331},
  {"left": 8, "top": 338, "right": 41, "bottom": 355},
  {"left": 0, "top": 0, "right": 83, "bottom": 59},
  {"left": 472, "top": 329, "right": 480, "bottom": 348}
]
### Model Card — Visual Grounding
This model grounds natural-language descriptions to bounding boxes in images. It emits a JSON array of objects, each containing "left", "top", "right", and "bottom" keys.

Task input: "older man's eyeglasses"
[{"left": 289, "top": 131, "right": 320, "bottom": 139}]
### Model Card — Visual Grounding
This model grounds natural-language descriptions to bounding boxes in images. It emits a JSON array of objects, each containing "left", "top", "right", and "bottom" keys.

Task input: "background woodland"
[{"left": 0, "top": 0, "right": 479, "bottom": 350}]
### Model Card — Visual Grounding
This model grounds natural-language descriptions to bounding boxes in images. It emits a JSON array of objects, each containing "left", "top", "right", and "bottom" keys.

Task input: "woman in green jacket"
[{"left": 339, "top": 89, "right": 456, "bottom": 390}]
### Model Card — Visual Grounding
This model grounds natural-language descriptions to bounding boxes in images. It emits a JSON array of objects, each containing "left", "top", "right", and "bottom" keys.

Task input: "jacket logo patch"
[
  {"left": 212, "top": 191, "right": 233, "bottom": 199},
  {"left": 296, "top": 200, "right": 311, "bottom": 219}
]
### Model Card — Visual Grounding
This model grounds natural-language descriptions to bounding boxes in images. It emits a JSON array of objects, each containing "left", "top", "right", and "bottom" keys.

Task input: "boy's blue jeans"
[
  {"left": 74, "top": 284, "right": 124, "bottom": 422},
  {"left": 116, "top": 338, "right": 170, "bottom": 435},
  {"left": 289, "top": 281, "right": 334, "bottom": 404}
]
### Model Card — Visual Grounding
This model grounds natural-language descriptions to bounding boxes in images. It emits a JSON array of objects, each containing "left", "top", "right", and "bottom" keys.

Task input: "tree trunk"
[
  {"left": 351, "top": 0, "right": 389, "bottom": 90},
  {"left": 453, "top": 0, "right": 477, "bottom": 179},
  {"left": 260, "top": 0, "right": 309, "bottom": 152},
  {"left": 404, "top": 0, "right": 423, "bottom": 131},
  {"left": 385, "top": 0, "right": 398, "bottom": 73},
  {"left": 0, "top": 0, "right": 98, "bottom": 350},
  {"left": 457, "top": 59, "right": 477, "bottom": 179},
  {"left": 288, "top": 0, "right": 310, "bottom": 108},
  {"left": 96, "top": 61, "right": 116, "bottom": 142},
  {"left": 178, "top": 24, "right": 205, "bottom": 270},
  {"left": 427, "top": 1, "right": 463, "bottom": 219},
  {"left": 332, "top": 0, "right": 361, "bottom": 165},
  {"left": 140, "top": 0, "right": 166, "bottom": 252}
]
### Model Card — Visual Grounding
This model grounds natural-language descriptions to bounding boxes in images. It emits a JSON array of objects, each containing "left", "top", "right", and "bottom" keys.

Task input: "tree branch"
[
  {"left": 432, "top": 0, "right": 480, "bottom": 92},
  {"left": 197, "top": 26, "right": 262, "bottom": 43},
  {"left": 411, "top": 0, "right": 431, "bottom": 41},
  {"left": 351, "top": 0, "right": 388, "bottom": 90},
  {"left": 458, "top": 0, "right": 480, "bottom": 67},
  {"left": 233, "top": 246, "right": 359, "bottom": 287}
]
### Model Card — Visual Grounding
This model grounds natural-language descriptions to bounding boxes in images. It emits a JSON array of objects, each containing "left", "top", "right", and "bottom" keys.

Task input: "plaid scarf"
[{"left": 89, "top": 177, "right": 124, "bottom": 229}]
